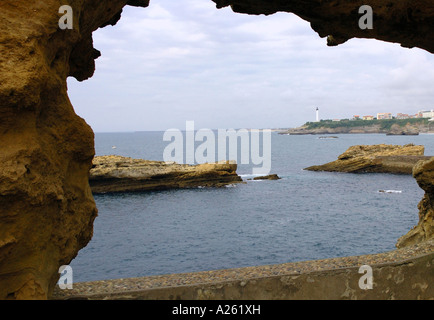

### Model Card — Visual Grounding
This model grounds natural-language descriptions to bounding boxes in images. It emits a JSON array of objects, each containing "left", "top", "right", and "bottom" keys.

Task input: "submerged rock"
[
  {"left": 89, "top": 156, "right": 243, "bottom": 193},
  {"left": 251, "top": 174, "right": 281, "bottom": 180},
  {"left": 304, "top": 144, "right": 430, "bottom": 174}
]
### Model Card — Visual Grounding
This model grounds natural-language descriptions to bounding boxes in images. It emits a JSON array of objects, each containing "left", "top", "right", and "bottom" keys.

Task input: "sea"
[{"left": 69, "top": 131, "right": 434, "bottom": 283}]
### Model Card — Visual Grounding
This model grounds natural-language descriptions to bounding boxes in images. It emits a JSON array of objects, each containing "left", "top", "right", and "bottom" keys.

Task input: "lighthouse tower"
[{"left": 315, "top": 107, "right": 319, "bottom": 122}]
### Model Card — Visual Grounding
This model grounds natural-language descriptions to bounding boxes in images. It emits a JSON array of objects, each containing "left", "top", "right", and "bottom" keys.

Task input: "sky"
[{"left": 67, "top": 0, "right": 434, "bottom": 132}]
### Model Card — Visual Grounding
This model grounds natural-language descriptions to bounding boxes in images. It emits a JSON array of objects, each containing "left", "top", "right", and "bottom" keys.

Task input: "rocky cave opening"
[{"left": 0, "top": 0, "right": 433, "bottom": 300}]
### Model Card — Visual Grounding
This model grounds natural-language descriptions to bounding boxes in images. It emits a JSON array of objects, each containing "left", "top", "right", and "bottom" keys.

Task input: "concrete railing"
[{"left": 52, "top": 239, "right": 433, "bottom": 300}]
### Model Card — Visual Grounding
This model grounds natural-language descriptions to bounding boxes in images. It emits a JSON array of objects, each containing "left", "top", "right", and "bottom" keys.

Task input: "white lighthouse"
[{"left": 315, "top": 107, "right": 319, "bottom": 122}]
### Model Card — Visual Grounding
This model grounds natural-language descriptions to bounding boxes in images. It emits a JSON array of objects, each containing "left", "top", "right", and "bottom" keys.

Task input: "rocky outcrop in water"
[
  {"left": 305, "top": 144, "right": 429, "bottom": 174},
  {"left": 396, "top": 158, "right": 434, "bottom": 247},
  {"left": 251, "top": 174, "right": 281, "bottom": 180},
  {"left": 386, "top": 124, "right": 420, "bottom": 136},
  {"left": 89, "top": 156, "right": 243, "bottom": 193},
  {"left": 1, "top": 0, "right": 434, "bottom": 300}
]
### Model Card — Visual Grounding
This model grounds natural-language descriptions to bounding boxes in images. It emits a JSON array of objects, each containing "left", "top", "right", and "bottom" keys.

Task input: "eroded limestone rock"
[
  {"left": 0, "top": 0, "right": 149, "bottom": 300},
  {"left": 304, "top": 144, "right": 429, "bottom": 174},
  {"left": 397, "top": 158, "right": 434, "bottom": 247},
  {"left": 251, "top": 174, "right": 281, "bottom": 180},
  {"left": 386, "top": 124, "right": 420, "bottom": 136},
  {"left": 89, "top": 156, "right": 243, "bottom": 193},
  {"left": 1, "top": 0, "right": 434, "bottom": 300},
  {"left": 214, "top": 0, "right": 434, "bottom": 54}
]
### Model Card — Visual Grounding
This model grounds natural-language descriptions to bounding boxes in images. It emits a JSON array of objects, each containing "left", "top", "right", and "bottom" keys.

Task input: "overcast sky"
[{"left": 67, "top": 0, "right": 434, "bottom": 132}]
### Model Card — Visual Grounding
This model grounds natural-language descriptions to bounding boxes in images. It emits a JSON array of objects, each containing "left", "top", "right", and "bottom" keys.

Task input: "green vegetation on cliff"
[{"left": 304, "top": 118, "right": 429, "bottom": 130}]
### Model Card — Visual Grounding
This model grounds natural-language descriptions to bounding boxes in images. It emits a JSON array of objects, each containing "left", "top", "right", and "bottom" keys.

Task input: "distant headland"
[{"left": 278, "top": 117, "right": 434, "bottom": 136}]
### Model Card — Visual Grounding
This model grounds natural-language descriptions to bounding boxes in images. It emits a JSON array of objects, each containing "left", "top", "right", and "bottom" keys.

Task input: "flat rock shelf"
[{"left": 89, "top": 156, "right": 244, "bottom": 193}]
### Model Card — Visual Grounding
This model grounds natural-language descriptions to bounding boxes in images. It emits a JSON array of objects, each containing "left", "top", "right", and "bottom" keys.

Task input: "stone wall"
[{"left": 52, "top": 240, "right": 434, "bottom": 300}]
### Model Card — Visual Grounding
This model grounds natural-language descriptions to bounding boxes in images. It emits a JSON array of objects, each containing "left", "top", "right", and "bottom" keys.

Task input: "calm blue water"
[{"left": 70, "top": 132, "right": 434, "bottom": 282}]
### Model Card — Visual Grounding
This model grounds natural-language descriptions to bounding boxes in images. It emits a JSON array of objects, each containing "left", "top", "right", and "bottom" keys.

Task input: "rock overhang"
[
  {"left": 1, "top": 0, "right": 434, "bottom": 299},
  {"left": 212, "top": 0, "right": 434, "bottom": 54}
]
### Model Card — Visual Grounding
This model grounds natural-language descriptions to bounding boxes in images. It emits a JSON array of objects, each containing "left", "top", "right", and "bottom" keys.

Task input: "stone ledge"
[{"left": 51, "top": 239, "right": 434, "bottom": 300}]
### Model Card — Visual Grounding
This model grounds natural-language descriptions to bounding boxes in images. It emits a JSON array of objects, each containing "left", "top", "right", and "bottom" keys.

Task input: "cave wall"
[
  {"left": 397, "top": 158, "right": 434, "bottom": 248},
  {"left": 0, "top": 0, "right": 433, "bottom": 299},
  {"left": 0, "top": 0, "right": 149, "bottom": 300},
  {"left": 214, "top": 0, "right": 434, "bottom": 53}
]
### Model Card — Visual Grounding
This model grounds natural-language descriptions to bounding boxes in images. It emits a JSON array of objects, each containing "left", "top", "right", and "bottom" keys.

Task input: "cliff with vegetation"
[{"left": 280, "top": 118, "right": 431, "bottom": 135}]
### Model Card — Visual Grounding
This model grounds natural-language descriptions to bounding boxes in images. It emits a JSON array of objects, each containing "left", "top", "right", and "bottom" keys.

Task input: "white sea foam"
[
  {"left": 378, "top": 190, "right": 402, "bottom": 193},
  {"left": 225, "top": 184, "right": 238, "bottom": 188},
  {"left": 239, "top": 174, "right": 262, "bottom": 178}
]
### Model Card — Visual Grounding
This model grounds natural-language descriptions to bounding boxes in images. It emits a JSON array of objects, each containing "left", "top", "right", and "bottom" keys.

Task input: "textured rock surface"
[
  {"left": 0, "top": 0, "right": 149, "bottom": 300},
  {"left": 279, "top": 122, "right": 428, "bottom": 135},
  {"left": 386, "top": 124, "right": 420, "bottom": 136},
  {"left": 89, "top": 156, "right": 242, "bottom": 193},
  {"left": 305, "top": 144, "right": 429, "bottom": 174},
  {"left": 251, "top": 174, "right": 281, "bottom": 180},
  {"left": 397, "top": 158, "right": 434, "bottom": 248},
  {"left": 1, "top": 0, "right": 434, "bottom": 300},
  {"left": 215, "top": 0, "right": 434, "bottom": 53},
  {"left": 280, "top": 125, "right": 388, "bottom": 135}
]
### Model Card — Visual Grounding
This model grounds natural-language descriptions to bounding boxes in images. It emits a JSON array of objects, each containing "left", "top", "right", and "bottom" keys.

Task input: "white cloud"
[
  {"left": 68, "top": 0, "right": 434, "bottom": 132},
  {"left": 144, "top": 3, "right": 173, "bottom": 19}
]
